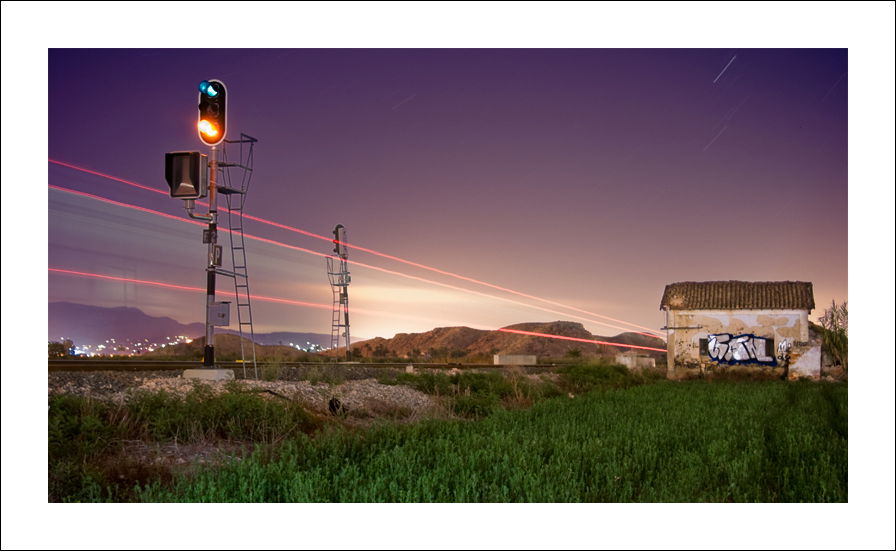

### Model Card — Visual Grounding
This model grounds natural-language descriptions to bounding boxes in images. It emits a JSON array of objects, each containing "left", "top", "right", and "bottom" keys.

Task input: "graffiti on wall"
[
  {"left": 777, "top": 339, "right": 792, "bottom": 362},
  {"left": 707, "top": 333, "right": 777, "bottom": 366}
]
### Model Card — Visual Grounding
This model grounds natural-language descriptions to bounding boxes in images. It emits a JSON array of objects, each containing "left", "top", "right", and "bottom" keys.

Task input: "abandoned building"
[{"left": 660, "top": 281, "right": 820, "bottom": 379}]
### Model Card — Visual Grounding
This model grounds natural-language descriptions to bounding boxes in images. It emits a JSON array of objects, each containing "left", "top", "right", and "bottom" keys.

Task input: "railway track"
[{"left": 47, "top": 359, "right": 536, "bottom": 372}]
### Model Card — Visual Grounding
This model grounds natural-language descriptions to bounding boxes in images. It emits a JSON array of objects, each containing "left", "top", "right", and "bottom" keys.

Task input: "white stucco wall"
[
  {"left": 664, "top": 308, "right": 817, "bottom": 378},
  {"left": 791, "top": 345, "right": 822, "bottom": 378}
]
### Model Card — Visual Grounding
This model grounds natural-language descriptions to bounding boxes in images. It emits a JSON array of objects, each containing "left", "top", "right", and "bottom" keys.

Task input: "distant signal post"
[{"left": 327, "top": 224, "right": 352, "bottom": 361}]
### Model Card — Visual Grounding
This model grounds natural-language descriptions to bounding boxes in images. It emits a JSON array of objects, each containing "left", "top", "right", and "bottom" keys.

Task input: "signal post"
[
  {"left": 165, "top": 79, "right": 234, "bottom": 381},
  {"left": 203, "top": 144, "right": 218, "bottom": 367}
]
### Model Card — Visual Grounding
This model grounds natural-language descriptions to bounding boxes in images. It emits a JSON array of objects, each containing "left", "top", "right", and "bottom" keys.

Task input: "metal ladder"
[
  {"left": 328, "top": 264, "right": 342, "bottom": 351},
  {"left": 327, "top": 255, "right": 350, "bottom": 360},
  {"left": 217, "top": 134, "right": 258, "bottom": 379}
]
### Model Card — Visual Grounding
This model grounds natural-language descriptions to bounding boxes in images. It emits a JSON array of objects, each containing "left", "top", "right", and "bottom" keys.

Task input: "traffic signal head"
[
  {"left": 197, "top": 79, "right": 227, "bottom": 146},
  {"left": 333, "top": 224, "right": 347, "bottom": 258},
  {"left": 165, "top": 151, "right": 208, "bottom": 199}
]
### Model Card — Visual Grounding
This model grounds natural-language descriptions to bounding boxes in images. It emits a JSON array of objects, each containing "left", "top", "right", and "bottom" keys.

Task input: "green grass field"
[{"left": 49, "top": 373, "right": 846, "bottom": 503}]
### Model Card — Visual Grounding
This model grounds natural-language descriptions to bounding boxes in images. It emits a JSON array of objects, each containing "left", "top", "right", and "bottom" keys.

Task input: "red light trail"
[
  {"left": 49, "top": 159, "right": 664, "bottom": 337},
  {"left": 48, "top": 268, "right": 331, "bottom": 311},
  {"left": 49, "top": 183, "right": 666, "bottom": 338},
  {"left": 497, "top": 328, "right": 667, "bottom": 353},
  {"left": 48, "top": 268, "right": 489, "bottom": 331},
  {"left": 48, "top": 160, "right": 162, "bottom": 194},
  {"left": 48, "top": 185, "right": 207, "bottom": 227},
  {"left": 49, "top": 268, "right": 666, "bottom": 353}
]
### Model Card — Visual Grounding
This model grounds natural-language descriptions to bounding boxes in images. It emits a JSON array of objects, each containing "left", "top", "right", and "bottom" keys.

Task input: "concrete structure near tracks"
[
  {"left": 493, "top": 354, "right": 537, "bottom": 365},
  {"left": 182, "top": 368, "right": 235, "bottom": 381},
  {"left": 615, "top": 351, "right": 656, "bottom": 371}
]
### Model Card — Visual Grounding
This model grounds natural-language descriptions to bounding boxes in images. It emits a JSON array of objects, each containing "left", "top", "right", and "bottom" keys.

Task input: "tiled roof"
[{"left": 660, "top": 281, "right": 815, "bottom": 311}]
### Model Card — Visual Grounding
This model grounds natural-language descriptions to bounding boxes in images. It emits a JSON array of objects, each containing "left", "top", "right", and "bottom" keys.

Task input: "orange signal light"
[{"left": 198, "top": 120, "right": 218, "bottom": 137}]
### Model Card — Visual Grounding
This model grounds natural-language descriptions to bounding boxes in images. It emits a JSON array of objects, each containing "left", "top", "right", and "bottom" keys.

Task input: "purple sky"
[
  {"left": 48, "top": 48, "right": 847, "bottom": 339},
  {"left": 5, "top": 3, "right": 893, "bottom": 547}
]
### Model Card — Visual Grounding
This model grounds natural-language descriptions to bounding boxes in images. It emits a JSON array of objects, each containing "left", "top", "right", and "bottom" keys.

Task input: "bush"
[
  {"left": 453, "top": 372, "right": 514, "bottom": 398},
  {"left": 48, "top": 395, "right": 118, "bottom": 501},
  {"left": 304, "top": 365, "right": 347, "bottom": 385},
  {"left": 452, "top": 393, "right": 500, "bottom": 418},
  {"left": 819, "top": 300, "right": 848, "bottom": 370},
  {"left": 395, "top": 372, "right": 454, "bottom": 395},
  {"left": 556, "top": 361, "right": 643, "bottom": 394},
  {"left": 391, "top": 370, "right": 562, "bottom": 418},
  {"left": 124, "top": 385, "right": 322, "bottom": 443},
  {"left": 260, "top": 363, "right": 283, "bottom": 381}
]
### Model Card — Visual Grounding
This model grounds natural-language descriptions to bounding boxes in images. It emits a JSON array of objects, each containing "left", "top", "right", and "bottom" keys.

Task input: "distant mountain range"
[
  {"left": 48, "top": 302, "right": 333, "bottom": 348},
  {"left": 341, "top": 320, "right": 666, "bottom": 360}
]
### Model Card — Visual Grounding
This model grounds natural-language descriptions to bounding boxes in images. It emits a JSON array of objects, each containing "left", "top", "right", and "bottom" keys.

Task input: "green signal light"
[{"left": 198, "top": 80, "right": 219, "bottom": 97}]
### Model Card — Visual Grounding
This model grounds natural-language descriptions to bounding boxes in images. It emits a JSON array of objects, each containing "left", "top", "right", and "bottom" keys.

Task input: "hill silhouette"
[{"left": 338, "top": 321, "right": 665, "bottom": 361}]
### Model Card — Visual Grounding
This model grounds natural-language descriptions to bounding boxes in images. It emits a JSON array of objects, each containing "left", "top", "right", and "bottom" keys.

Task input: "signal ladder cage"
[
  {"left": 216, "top": 133, "right": 259, "bottom": 379},
  {"left": 327, "top": 252, "right": 351, "bottom": 361}
]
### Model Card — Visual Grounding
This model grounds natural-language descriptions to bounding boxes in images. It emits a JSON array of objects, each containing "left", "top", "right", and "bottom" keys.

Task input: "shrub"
[
  {"left": 819, "top": 300, "right": 848, "bottom": 370},
  {"left": 260, "top": 363, "right": 283, "bottom": 381},
  {"left": 452, "top": 393, "right": 500, "bottom": 418},
  {"left": 391, "top": 370, "right": 561, "bottom": 418},
  {"left": 304, "top": 365, "right": 347, "bottom": 385},
  {"left": 453, "top": 372, "right": 514, "bottom": 398},
  {"left": 556, "top": 361, "right": 642, "bottom": 394},
  {"left": 396, "top": 372, "right": 454, "bottom": 395}
]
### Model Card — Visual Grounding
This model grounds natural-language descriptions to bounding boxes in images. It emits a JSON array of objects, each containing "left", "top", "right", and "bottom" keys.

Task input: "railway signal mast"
[
  {"left": 194, "top": 79, "right": 227, "bottom": 371},
  {"left": 327, "top": 224, "right": 352, "bottom": 361},
  {"left": 165, "top": 79, "right": 259, "bottom": 379}
]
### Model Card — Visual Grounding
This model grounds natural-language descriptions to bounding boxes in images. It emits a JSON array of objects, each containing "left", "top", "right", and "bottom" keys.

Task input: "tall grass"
[
  {"left": 379, "top": 369, "right": 557, "bottom": 417},
  {"left": 376, "top": 361, "right": 658, "bottom": 417},
  {"left": 134, "top": 381, "right": 847, "bottom": 503},
  {"left": 48, "top": 385, "right": 322, "bottom": 502},
  {"left": 556, "top": 361, "right": 665, "bottom": 392}
]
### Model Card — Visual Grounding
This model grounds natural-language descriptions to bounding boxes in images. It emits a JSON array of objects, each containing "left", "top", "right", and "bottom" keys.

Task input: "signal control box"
[{"left": 208, "top": 301, "right": 231, "bottom": 326}]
